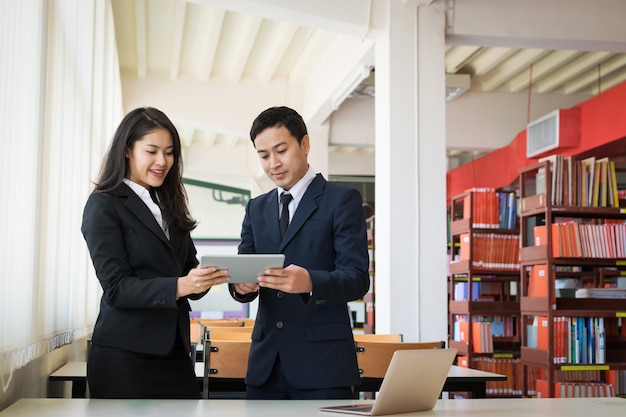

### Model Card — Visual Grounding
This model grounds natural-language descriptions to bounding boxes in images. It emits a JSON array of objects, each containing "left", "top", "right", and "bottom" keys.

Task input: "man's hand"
[{"left": 257, "top": 264, "right": 312, "bottom": 293}]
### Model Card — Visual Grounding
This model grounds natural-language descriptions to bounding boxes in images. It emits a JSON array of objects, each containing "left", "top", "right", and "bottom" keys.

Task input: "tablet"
[{"left": 200, "top": 254, "right": 285, "bottom": 283}]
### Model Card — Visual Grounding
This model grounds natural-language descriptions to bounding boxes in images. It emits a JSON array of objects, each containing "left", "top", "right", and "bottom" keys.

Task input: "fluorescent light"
[{"left": 445, "top": 73, "right": 471, "bottom": 101}]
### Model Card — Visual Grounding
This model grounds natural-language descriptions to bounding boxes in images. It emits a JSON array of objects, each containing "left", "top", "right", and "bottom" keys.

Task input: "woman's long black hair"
[{"left": 93, "top": 107, "right": 196, "bottom": 232}]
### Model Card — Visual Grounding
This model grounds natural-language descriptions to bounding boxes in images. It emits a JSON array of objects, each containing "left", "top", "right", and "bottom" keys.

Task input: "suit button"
[
  {"left": 276, "top": 292, "right": 284, "bottom": 299},
  {"left": 276, "top": 321, "right": 284, "bottom": 329}
]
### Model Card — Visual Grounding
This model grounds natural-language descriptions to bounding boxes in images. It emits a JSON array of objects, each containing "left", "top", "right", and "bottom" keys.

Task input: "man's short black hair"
[{"left": 250, "top": 106, "right": 308, "bottom": 146}]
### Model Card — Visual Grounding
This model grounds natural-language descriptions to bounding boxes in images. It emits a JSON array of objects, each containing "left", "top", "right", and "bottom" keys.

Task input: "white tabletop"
[{"left": 1, "top": 397, "right": 624, "bottom": 417}]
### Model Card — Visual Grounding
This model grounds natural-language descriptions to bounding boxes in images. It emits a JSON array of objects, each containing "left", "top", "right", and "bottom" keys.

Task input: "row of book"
[
  {"left": 457, "top": 232, "right": 520, "bottom": 270},
  {"left": 527, "top": 316, "right": 619, "bottom": 364},
  {"left": 452, "top": 317, "right": 518, "bottom": 352},
  {"left": 452, "top": 278, "right": 518, "bottom": 302},
  {"left": 575, "top": 287, "right": 626, "bottom": 299},
  {"left": 538, "top": 154, "right": 621, "bottom": 208},
  {"left": 460, "top": 188, "right": 517, "bottom": 229},
  {"left": 457, "top": 355, "right": 523, "bottom": 396},
  {"left": 453, "top": 320, "right": 493, "bottom": 353},
  {"left": 536, "top": 380, "right": 616, "bottom": 398},
  {"left": 526, "top": 367, "right": 625, "bottom": 397},
  {"left": 544, "top": 221, "right": 626, "bottom": 258},
  {"left": 552, "top": 369, "right": 624, "bottom": 397},
  {"left": 459, "top": 357, "right": 625, "bottom": 397}
]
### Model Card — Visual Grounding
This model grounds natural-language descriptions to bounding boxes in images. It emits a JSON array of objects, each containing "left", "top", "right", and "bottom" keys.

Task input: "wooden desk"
[
  {"left": 440, "top": 365, "right": 508, "bottom": 398},
  {"left": 49, "top": 362, "right": 505, "bottom": 399},
  {"left": 2, "top": 398, "right": 625, "bottom": 417}
]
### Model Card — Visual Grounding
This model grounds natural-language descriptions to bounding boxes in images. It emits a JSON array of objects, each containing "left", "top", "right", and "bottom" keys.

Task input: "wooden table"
[
  {"left": 49, "top": 362, "right": 505, "bottom": 399},
  {"left": 2, "top": 397, "right": 625, "bottom": 417}
]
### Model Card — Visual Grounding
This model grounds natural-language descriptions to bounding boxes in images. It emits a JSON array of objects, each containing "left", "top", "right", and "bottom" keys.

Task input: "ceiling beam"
[
  {"left": 445, "top": 45, "right": 480, "bottom": 73},
  {"left": 479, "top": 48, "right": 547, "bottom": 92},
  {"left": 254, "top": 21, "right": 298, "bottom": 83},
  {"left": 467, "top": 47, "right": 515, "bottom": 76},
  {"left": 189, "top": 0, "right": 372, "bottom": 38},
  {"left": 564, "top": 55, "right": 626, "bottom": 94},
  {"left": 222, "top": 13, "right": 263, "bottom": 82},
  {"left": 197, "top": 7, "right": 225, "bottom": 81},
  {"left": 134, "top": 0, "right": 147, "bottom": 78},
  {"left": 447, "top": 0, "right": 626, "bottom": 53},
  {"left": 169, "top": 0, "right": 186, "bottom": 80},
  {"left": 534, "top": 51, "right": 611, "bottom": 93}
]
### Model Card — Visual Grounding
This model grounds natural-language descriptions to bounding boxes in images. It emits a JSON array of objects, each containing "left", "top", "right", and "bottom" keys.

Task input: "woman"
[{"left": 81, "top": 107, "right": 228, "bottom": 398}]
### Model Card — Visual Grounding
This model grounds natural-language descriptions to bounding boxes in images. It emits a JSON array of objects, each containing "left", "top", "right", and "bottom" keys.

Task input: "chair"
[
  {"left": 353, "top": 333, "right": 403, "bottom": 342},
  {"left": 191, "top": 319, "right": 250, "bottom": 344},
  {"left": 202, "top": 330, "right": 251, "bottom": 399},
  {"left": 238, "top": 318, "right": 256, "bottom": 327},
  {"left": 194, "top": 324, "right": 253, "bottom": 361},
  {"left": 198, "top": 318, "right": 245, "bottom": 327},
  {"left": 206, "top": 328, "right": 252, "bottom": 341},
  {"left": 354, "top": 340, "right": 445, "bottom": 395}
]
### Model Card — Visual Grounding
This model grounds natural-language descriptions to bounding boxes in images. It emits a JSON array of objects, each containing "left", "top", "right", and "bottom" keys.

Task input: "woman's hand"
[
  {"left": 176, "top": 265, "right": 230, "bottom": 298},
  {"left": 233, "top": 282, "right": 260, "bottom": 296}
]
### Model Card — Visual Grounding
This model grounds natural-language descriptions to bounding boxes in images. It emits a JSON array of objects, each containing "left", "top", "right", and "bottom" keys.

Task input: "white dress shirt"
[{"left": 122, "top": 178, "right": 169, "bottom": 239}]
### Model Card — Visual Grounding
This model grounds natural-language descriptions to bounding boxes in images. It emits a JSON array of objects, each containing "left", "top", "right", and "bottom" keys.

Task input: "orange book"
[
  {"left": 605, "top": 370, "right": 620, "bottom": 395},
  {"left": 472, "top": 321, "right": 493, "bottom": 353},
  {"left": 537, "top": 316, "right": 549, "bottom": 350},
  {"left": 458, "top": 320, "right": 470, "bottom": 343},
  {"left": 551, "top": 223, "right": 566, "bottom": 257},
  {"left": 535, "top": 379, "right": 551, "bottom": 398},
  {"left": 460, "top": 233, "right": 470, "bottom": 260},
  {"left": 528, "top": 265, "right": 548, "bottom": 297},
  {"left": 534, "top": 225, "right": 547, "bottom": 246},
  {"left": 456, "top": 355, "right": 470, "bottom": 368}
]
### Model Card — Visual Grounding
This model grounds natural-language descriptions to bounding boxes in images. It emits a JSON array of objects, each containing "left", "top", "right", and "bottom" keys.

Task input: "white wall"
[
  {"left": 446, "top": 90, "right": 592, "bottom": 151},
  {"left": 328, "top": 90, "right": 593, "bottom": 156}
]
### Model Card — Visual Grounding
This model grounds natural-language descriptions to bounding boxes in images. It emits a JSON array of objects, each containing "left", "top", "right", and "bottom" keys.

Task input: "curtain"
[{"left": 0, "top": 0, "right": 122, "bottom": 392}]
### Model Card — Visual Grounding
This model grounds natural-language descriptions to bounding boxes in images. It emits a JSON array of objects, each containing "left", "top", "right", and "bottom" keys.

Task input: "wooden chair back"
[
  {"left": 191, "top": 320, "right": 253, "bottom": 344},
  {"left": 353, "top": 333, "right": 403, "bottom": 342},
  {"left": 202, "top": 338, "right": 251, "bottom": 398},
  {"left": 355, "top": 340, "right": 445, "bottom": 378},
  {"left": 206, "top": 328, "right": 252, "bottom": 340},
  {"left": 198, "top": 318, "right": 245, "bottom": 327}
]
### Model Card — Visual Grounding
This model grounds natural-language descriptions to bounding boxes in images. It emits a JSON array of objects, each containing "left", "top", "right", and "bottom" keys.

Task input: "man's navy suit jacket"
[{"left": 231, "top": 174, "right": 370, "bottom": 389}]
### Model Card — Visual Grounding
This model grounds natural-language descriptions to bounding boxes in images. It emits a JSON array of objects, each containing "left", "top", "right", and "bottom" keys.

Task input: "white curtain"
[{"left": 0, "top": 0, "right": 123, "bottom": 392}]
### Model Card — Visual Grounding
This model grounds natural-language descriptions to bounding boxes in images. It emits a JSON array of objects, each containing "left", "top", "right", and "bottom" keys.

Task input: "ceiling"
[{"left": 110, "top": 0, "right": 626, "bottom": 163}]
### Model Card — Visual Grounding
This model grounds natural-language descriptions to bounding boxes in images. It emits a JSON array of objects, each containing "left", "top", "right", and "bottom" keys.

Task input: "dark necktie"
[{"left": 279, "top": 192, "right": 293, "bottom": 238}]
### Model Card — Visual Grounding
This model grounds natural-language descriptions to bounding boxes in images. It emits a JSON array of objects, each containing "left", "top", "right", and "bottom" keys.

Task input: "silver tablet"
[{"left": 200, "top": 254, "right": 285, "bottom": 283}]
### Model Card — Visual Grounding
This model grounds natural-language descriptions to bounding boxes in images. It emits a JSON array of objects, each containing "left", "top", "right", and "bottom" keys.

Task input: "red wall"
[{"left": 446, "top": 81, "right": 626, "bottom": 200}]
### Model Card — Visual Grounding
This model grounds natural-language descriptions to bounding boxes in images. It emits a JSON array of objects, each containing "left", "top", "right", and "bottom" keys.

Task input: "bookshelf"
[
  {"left": 518, "top": 160, "right": 626, "bottom": 398},
  {"left": 448, "top": 189, "right": 523, "bottom": 397}
]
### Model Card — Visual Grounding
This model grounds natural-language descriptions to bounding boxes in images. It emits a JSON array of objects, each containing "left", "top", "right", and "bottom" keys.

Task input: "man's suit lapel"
[
  {"left": 280, "top": 174, "right": 324, "bottom": 250},
  {"left": 263, "top": 191, "right": 282, "bottom": 248}
]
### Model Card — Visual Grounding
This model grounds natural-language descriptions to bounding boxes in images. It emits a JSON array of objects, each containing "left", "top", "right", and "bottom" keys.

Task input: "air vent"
[{"left": 526, "top": 109, "right": 580, "bottom": 158}]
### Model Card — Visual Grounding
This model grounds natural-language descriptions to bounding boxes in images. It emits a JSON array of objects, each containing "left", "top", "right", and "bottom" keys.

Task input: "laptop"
[{"left": 319, "top": 348, "right": 457, "bottom": 416}]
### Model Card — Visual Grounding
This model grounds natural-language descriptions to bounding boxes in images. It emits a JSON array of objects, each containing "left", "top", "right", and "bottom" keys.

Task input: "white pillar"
[{"left": 374, "top": 0, "right": 448, "bottom": 342}]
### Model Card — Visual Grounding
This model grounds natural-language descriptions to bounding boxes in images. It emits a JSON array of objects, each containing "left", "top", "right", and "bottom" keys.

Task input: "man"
[{"left": 230, "top": 106, "right": 370, "bottom": 399}]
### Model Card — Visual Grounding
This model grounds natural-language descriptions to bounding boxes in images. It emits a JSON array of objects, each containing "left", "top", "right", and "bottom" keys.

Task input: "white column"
[{"left": 374, "top": 0, "right": 448, "bottom": 342}]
